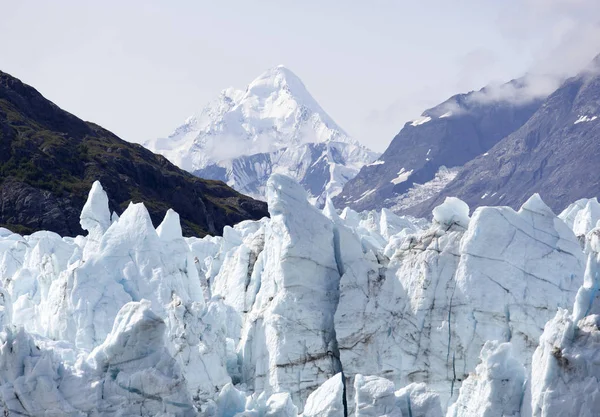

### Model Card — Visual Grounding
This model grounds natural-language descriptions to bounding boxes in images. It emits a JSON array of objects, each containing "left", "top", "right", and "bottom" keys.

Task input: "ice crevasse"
[{"left": 0, "top": 176, "right": 596, "bottom": 416}]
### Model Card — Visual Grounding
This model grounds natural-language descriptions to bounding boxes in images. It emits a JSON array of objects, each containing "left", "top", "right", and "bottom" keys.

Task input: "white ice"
[{"left": 0, "top": 175, "right": 595, "bottom": 416}]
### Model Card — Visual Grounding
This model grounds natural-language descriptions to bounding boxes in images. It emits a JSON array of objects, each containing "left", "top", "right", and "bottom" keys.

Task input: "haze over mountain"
[
  {"left": 415, "top": 55, "right": 600, "bottom": 216},
  {"left": 337, "top": 55, "right": 600, "bottom": 221},
  {"left": 0, "top": 70, "right": 267, "bottom": 237},
  {"left": 145, "top": 66, "right": 378, "bottom": 205}
]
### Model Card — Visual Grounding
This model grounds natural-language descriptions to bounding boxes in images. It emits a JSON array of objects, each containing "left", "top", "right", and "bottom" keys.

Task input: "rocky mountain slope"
[
  {"left": 334, "top": 78, "right": 545, "bottom": 212},
  {"left": 145, "top": 66, "right": 378, "bottom": 205},
  {"left": 0, "top": 70, "right": 267, "bottom": 236},
  {"left": 0, "top": 174, "right": 596, "bottom": 416},
  {"left": 415, "top": 56, "right": 600, "bottom": 217}
]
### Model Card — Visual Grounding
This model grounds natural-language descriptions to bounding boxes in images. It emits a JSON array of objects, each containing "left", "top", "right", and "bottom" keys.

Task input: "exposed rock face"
[
  {"left": 334, "top": 79, "right": 543, "bottom": 212},
  {"left": 0, "top": 70, "right": 267, "bottom": 237},
  {"left": 417, "top": 56, "right": 600, "bottom": 217}
]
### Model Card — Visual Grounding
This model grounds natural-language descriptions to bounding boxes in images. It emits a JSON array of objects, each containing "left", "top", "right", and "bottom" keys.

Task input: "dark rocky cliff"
[{"left": 0, "top": 70, "right": 268, "bottom": 236}]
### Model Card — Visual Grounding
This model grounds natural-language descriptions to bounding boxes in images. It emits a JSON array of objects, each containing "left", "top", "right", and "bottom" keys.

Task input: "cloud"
[
  {"left": 468, "top": 0, "right": 600, "bottom": 106},
  {"left": 502, "top": 0, "right": 600, "bottom": 77},
  {"left": 362, "top": 1, "right": 600, "bottom": 149},
  {"left": 467, "top": 73, "right": 562, "bottom": 105}
]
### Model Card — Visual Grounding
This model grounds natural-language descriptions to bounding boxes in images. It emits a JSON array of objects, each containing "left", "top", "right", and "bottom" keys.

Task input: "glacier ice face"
[
  {"left": 333, "top": 193, "right": 583, "bottom": 409},
  {"left": 528, "top": 219, "right": 600, "bottom": 417},
  {"left": 302, "top": 373, "right": 346, "bottom": 417},
  {"left": 559, "top": 197, "right": 600, "bottom": 239},
  {"left": 0, "top": 176, "right": 596, "bottom": 416},
  {"left": 447, "top": 341, "right": 525, "bottom": 417},
  {"left": 237, "top": 174, "right": 342, "bottom": 407},
  {"left": 0, "top": 301, "right": 196, "bottom": 416},
  {"left": 86, "top": 300, "right": 196, "bottom": 416},
  {"left": 530, "top": 310, "right": 600, "bottom": 417},
  {"left": 2, "top": 192, "right": 229, "bottom": 408}
]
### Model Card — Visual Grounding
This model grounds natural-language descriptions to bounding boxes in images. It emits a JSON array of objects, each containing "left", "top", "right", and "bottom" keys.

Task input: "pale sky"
[{"left": 1, "top": 1, "right": 599, "bottom": 152}]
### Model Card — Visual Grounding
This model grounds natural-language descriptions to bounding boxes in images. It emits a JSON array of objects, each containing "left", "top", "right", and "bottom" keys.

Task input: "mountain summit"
[{"left": 145, "top": 66, "right": 378, "bottom": 205}]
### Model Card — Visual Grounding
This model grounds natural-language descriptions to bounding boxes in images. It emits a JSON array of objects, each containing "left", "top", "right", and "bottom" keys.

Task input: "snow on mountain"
[
  {"left": 334, "top": 78, "right": 545, "bottom": 213},
  {"left": 144, "top": 66, "right": 378, "bottom": 205},
  {"left": 0, "top": 175, "right": 596, "bottom": 415},
  {"left": 417, "top": 55, "right": 600, "bottom": 217}
]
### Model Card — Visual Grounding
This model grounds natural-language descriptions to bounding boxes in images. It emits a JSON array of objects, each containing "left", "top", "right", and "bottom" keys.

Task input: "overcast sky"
[{"left": 1, "top": 1, "right": 599, "bottom": 152}]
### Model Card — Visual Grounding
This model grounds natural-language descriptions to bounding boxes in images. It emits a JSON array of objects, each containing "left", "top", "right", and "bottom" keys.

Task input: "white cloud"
[{"left": 467, "top": 73, "right": 562, "bottom": 105}]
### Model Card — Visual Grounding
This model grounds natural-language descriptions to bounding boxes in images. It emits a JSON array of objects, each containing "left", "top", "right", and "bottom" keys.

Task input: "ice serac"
[
  {"left": 559, "top": 197, "right": 600, "bottom": 239},
  {"left": 447, "top": 341, "right": 525, "bottom": 417},
  {"left": 80, "top": 180, "right": 111, "bottom": 258},
  {"left": 354, "top": 374, "right": 401, "bottom": 417},
  {"left": 87, "top": 300, "right": 196, "bottom": 415},
  {"left": 302, "top": 373, "right": 346, "bottom": 417},
  {"left": 0, "top": 301, "right": 195, "bottom": 416},
  {"left": 334, "top": 193, "right": 584, "bottom": 407},
  {"left": 432, "top": 197, "right": 470, "bottom": 229},
  {"left": 156, "top": 208, "right": 184, "bottom": 241},
  {"left": 80, "top": 180, "right": 111, "bottom": 233},
  {"left": 145, "top": 66, "right": 378, "bottom": 206},
  {"left": 394, "top": 383, "right": 443, "bottom": 417},
  {"left": 529, "top": 218, "right": 600, "bottom": 417},
  {"left": 238, "top": 173, "right": 342, "bottom": 408},
  {"left": 264, "top": 392, "right": 299, "bottom": 417}
]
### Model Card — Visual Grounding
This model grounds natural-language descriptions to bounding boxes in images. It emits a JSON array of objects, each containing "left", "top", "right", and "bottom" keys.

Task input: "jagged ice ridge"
[{"left": 0, "top": 176, "right": 597, "bottom": 416}]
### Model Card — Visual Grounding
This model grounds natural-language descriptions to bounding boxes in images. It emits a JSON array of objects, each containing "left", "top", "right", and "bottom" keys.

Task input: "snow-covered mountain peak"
[
  {"left": 245, "top": 65, "right": 306, "bottom": 96},
  {"left": 145, "top": 65, "right": 363, "bottom": 173},
  {"left": 240, "top": 65, "right": 337, "bottom": 126},
  {"left": 145, "top": 66, "right": 378, "bottom": 204}
]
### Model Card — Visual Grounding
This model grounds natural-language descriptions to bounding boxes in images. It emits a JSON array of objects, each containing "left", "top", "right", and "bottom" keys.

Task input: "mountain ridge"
[
  {"left": 0, "top": 69, "right": 268, "bottom": 237},
  {"left": 411, "top": 57, "right": 600, "bottom": 216},
  {"left": 334, "top": 77, "right": 546, "bottom": 212}
]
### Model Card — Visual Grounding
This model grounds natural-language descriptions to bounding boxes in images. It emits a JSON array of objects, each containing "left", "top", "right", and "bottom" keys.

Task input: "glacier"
[{"left": 0, "top": 176, "right": 598, "bottom": 416}]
